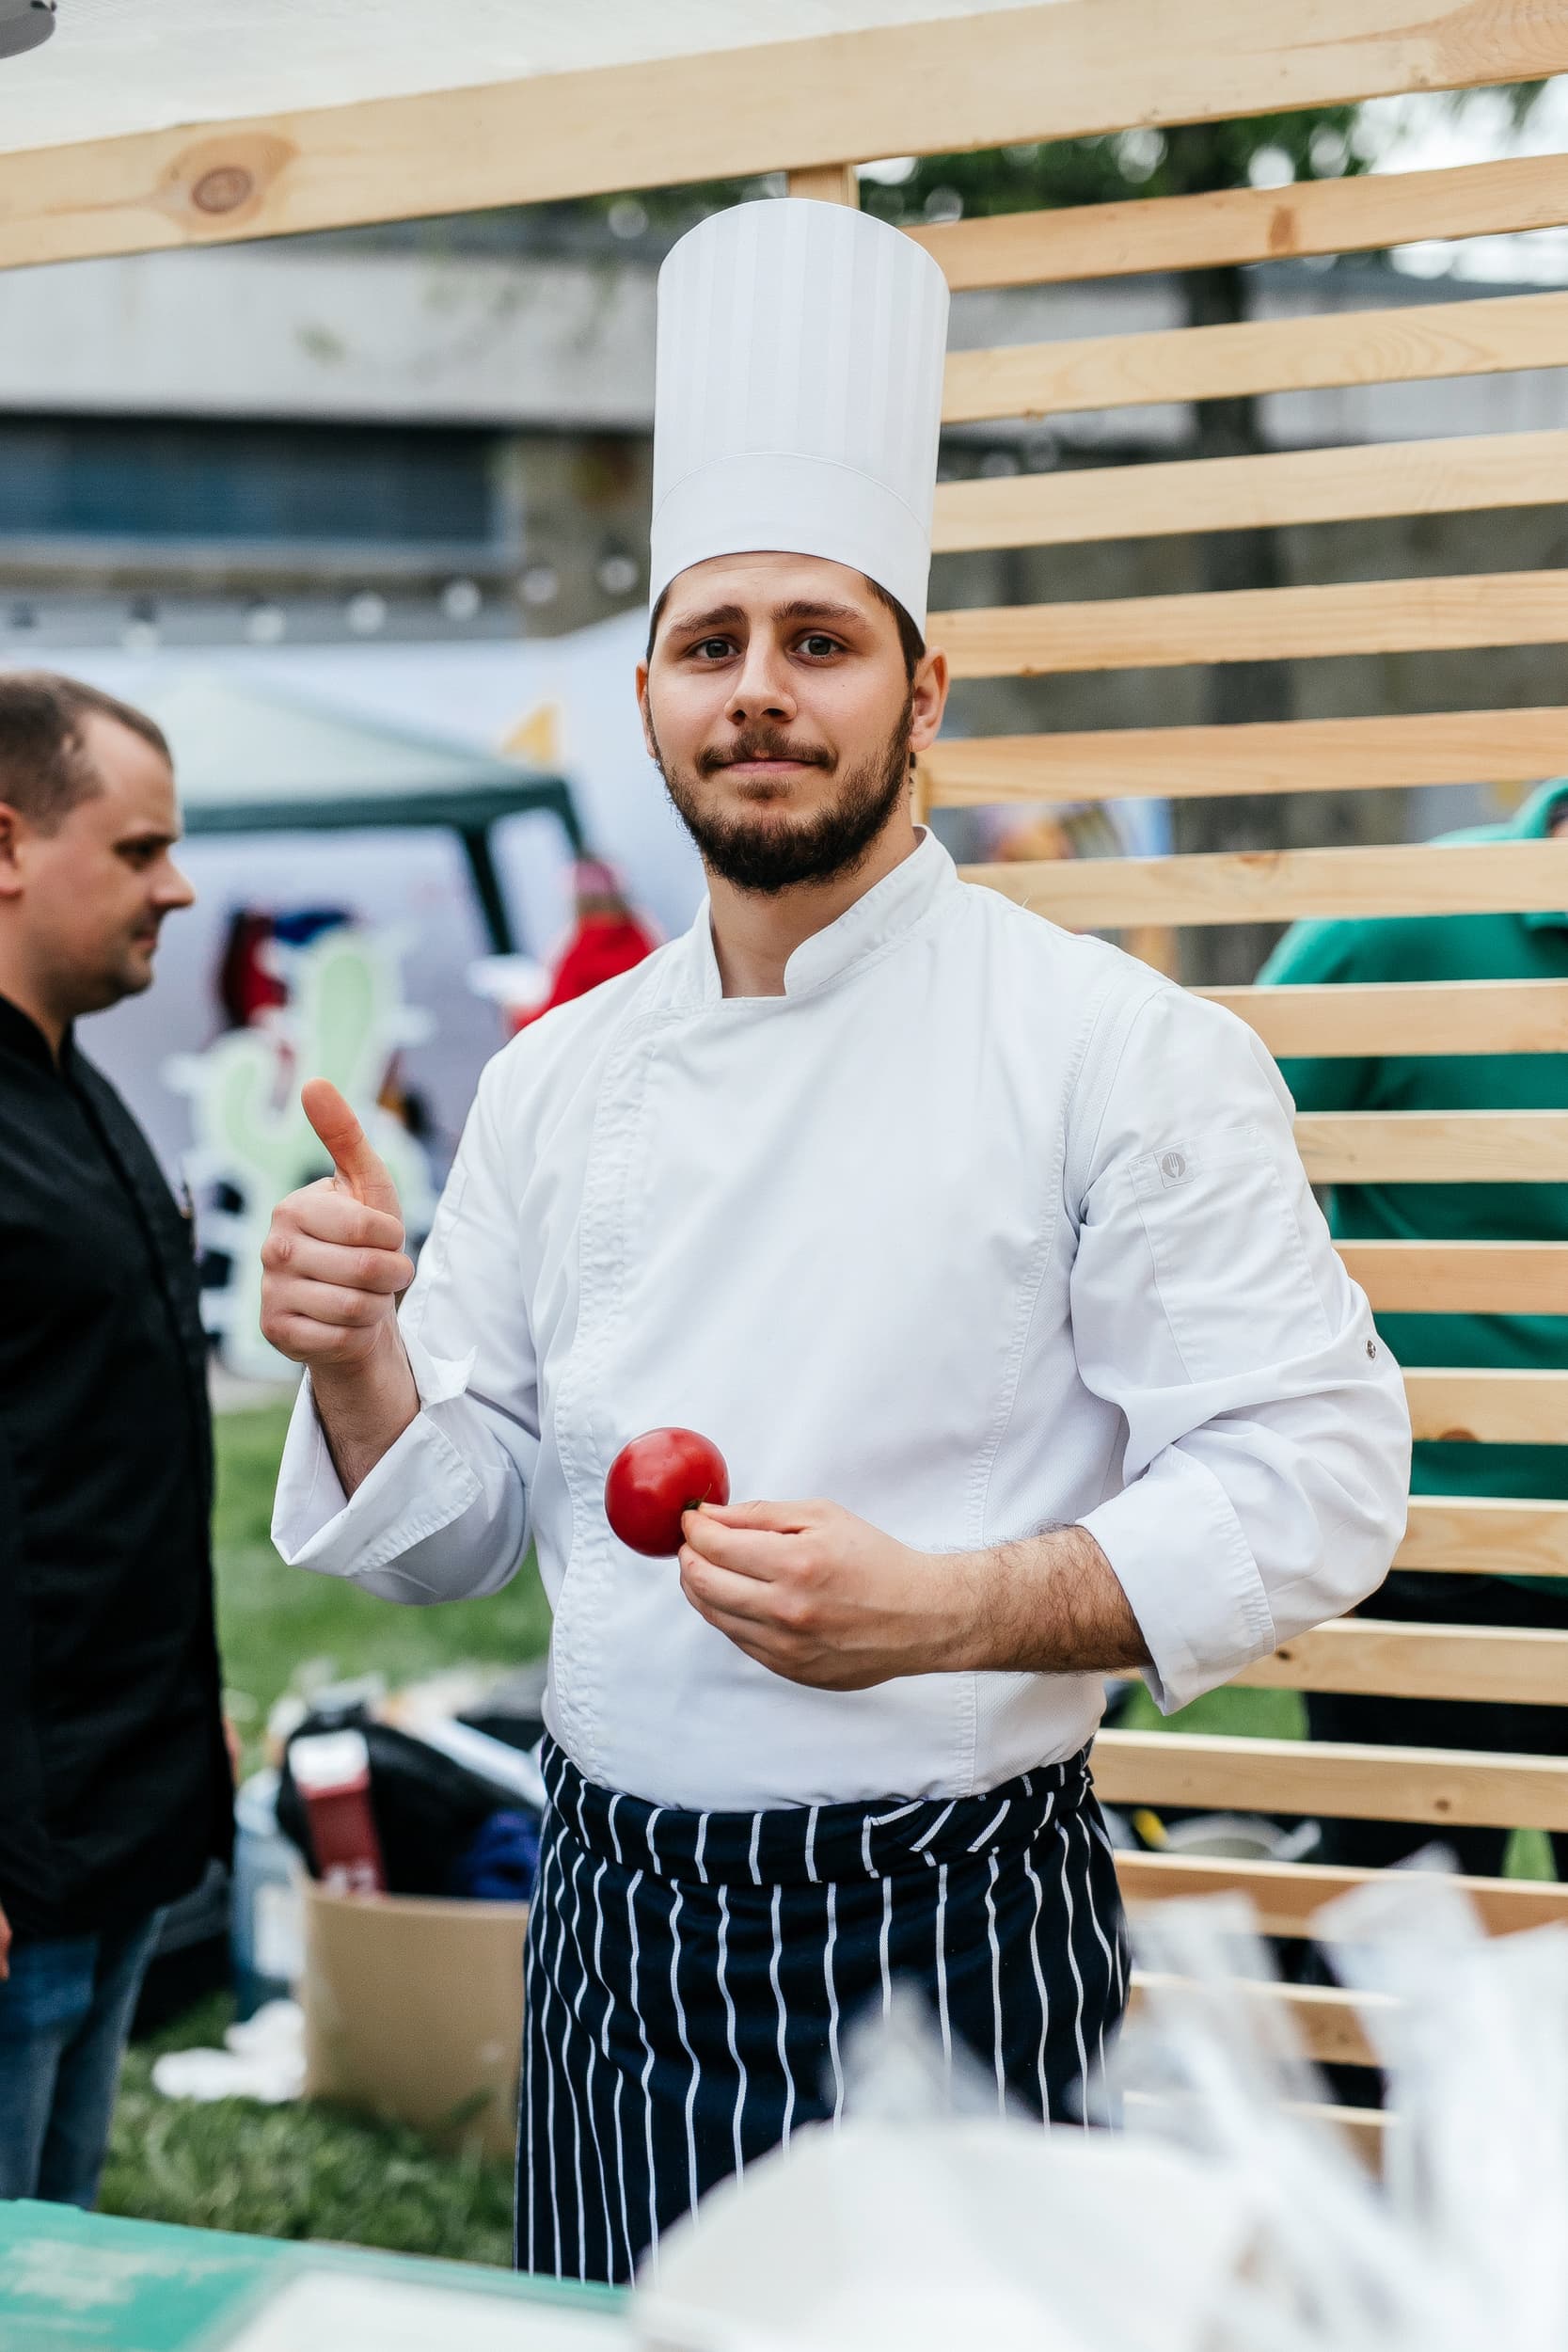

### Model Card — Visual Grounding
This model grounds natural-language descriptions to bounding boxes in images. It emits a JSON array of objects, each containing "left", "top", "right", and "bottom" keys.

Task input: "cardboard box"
[{"left": 301, "top": 1881, "right": 528, "bottom": 2161}]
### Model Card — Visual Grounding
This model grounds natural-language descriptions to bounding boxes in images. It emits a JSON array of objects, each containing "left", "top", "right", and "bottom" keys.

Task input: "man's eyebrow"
[
  {"left": 662, "top": 602, "right": 747, "bottom": 638},
  {"left": 116, "top": 828, "right": 179, "bottom": 850},
  {"left": 770, "top": 599, "right": 865, "bottom": 627}
]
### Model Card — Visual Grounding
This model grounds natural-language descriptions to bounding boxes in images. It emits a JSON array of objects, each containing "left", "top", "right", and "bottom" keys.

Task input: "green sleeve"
[{"left": 1256, "top": 918, "right": 1378, "bottom": 1114}]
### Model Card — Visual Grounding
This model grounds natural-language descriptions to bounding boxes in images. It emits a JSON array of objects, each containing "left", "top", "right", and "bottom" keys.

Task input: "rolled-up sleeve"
[
  {"left": 271, "top": 1058, "right": 537, "bottom": 1605},
  {"left": 1069, "top": 986, "right": 1411, "bottom": 1712}
]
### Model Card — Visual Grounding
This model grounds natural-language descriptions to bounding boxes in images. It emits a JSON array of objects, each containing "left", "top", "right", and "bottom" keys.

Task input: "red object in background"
[
  {"left": 509, "top": 857, "right": 659, "bottom": 1035},
  {"left": 217, "top": 910, "right": 288, "bottom": 1028},
  {"left": 605, "top": 1428, "right": 731, "bottom": 1558},
  {"left": 510, "top": 914, "right": 659, "bottom": 1034},
  {"left": 290, "top": 1729, "right": 387, "bottom": 1896}
]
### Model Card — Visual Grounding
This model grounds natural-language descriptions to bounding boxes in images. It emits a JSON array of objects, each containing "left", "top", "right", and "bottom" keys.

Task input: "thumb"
[{"left": 301, "top": 1078, "right": 403, "bottom": 1219}]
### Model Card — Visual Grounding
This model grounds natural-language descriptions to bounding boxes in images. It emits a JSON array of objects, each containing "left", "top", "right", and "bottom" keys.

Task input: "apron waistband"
[{"left": 539, "top": 1736, "right": 1094, "bottom": 1890}]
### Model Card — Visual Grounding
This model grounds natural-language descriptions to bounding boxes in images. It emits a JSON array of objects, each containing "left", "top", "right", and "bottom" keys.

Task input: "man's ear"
[
  {"left": 907, "top": 646, "right": 950, "bottom": 758},
  {"left": 635, "top": 660, "right": 658, "bottom": 765},
  {"left": 0, "top": 803, "right": 26, "bottom": 900}
]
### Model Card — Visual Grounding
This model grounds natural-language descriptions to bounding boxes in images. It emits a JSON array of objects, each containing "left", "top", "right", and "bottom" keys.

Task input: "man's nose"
[
  {"left": 156, "top": 859, "right": 198, "bottom": 910},
  {"left": 726, "top": 640, "right": 797, "bottom": 723}
]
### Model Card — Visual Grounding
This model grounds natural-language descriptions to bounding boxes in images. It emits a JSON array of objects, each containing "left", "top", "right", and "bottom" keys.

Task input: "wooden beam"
[
  {"left": 1115, "top": 1850, "right": 1568, "bottom": 1938},
  {"left": 8, "top": 0, "right": 1566, "bottom": 271},
  {"left": 911, "top": 151, "right": 1568, "bottom": 289},
  {"left": 930, "top": 429, "right": 1568, "bottom": 555},
  {"left": 1131, "top": 1970, "right": 1383, "bottom": 2068},
  {"left": 1402, "top": 1368, "right": 1568, "bottom": 1444},
  {"left": 1123, "top": 2085, "right": 1389, "bottom": 2166},
  {"left": 1232, "top": 1617, "right": 1568, "bottom": 1705},
  {"left": 786, "top": 166, "right": 860, "bottom": 206},
  {"left": 931, "top": 571, "right": 1568, "bottom": 680},
  {"left": 1206, "top": 979, "right": 1568, "bottom": 1059},
  {"left": 1094, "top": 1727, "right": 1568, "bottom": 1830},
  {"left": 1338, "top": 1239, "right": 1568, "bottom": 1312},
  {"left": 1297, "top": 1111, "right": 1568, "bottom": 1184},
  {"left": 926, "top": 708, "right": 1568, "bottom": 805},
  {"left": 943, "top": 288, "right": 1568, "bottom": 426},
  {"left": 1398, "top": 1497, "right": 1568, "bottom": 1578},
  {"left": 960, "top": 838, "right": 1568, "bottom": 928}
]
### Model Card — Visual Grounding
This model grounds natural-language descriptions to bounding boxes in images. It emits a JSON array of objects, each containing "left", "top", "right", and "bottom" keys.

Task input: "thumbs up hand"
[{"left": 260, "top": 1079, "right": 417, "bottom": 1374}]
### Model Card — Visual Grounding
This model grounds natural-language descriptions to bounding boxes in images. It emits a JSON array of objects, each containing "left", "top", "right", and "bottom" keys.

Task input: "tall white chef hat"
[{"left": 649, "top": 199, "right": 951, "bottom": 636}]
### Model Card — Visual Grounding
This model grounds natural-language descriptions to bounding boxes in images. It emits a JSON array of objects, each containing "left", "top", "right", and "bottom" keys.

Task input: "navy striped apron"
[{"left": 516, "top": 1736, "right": 1129, "bottom": 2286}]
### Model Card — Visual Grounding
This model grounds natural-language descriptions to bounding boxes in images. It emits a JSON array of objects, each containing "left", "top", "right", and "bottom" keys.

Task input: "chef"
[{"left": 265, "top": 198, "right": 1411, "bottom": 2287}]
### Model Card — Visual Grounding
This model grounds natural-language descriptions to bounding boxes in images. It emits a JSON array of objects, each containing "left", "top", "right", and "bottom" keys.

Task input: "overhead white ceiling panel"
[{"left": 0, "top": 0, "right": 1021, "bottom": 157}]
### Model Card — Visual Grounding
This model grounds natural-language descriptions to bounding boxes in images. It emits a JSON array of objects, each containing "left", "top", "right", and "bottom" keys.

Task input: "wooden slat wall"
[
  {"left": 1095, "top": 1730, "right": 1568, "bottom": 1831},
  {"left": 914, "top": 14, "right": 1568, "bottom": 2064},
  {"left": 932, "top": 430, "right": 1568, "bottom": 554},
  {"left": 961, "top": 839, "right": 1568, "bottom": 927},
  {"left": 14, "top": 0, "right": 1568, "bottom": 270},
  {"left": 912, "top": 151, "right": 1568, "bottom": 288},
  {"left": 1205, "top": 981, "right": 1568, "bottom": 1058},
  {"left": 946, "top": 286, "right": 1568, "bottom": 424},
  {"left": 1114, "top": 1851, "right": 1568, "bottom": 1937},
  {"left": 925, "top": 715, "right": 1568, "bottom": 804},
  {"left": 1298, "top": 1112, "right": 1568, "bottom": 1184},
  {"left": 934, "top": 574, "right": 1568, "bottom": 680},
  {"left": 1232, "top": 1618, "right": 1568, "bottom": 1705}
]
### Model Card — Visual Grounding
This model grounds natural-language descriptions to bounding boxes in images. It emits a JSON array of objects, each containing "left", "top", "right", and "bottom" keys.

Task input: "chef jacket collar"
[{"left": 685, "top": 826, "right": 957, "bottom": 1006}]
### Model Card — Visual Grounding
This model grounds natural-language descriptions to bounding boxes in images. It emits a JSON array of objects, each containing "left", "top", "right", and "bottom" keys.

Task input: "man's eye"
[
  {"left": 800, "top": 634, "right": 842, "bottom": 658},
  {"left": 692, "top": 637, "right": 734, "bottom": 660}
]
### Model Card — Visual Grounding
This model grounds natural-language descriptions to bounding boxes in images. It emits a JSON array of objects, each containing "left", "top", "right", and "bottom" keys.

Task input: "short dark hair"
[
  {"left": 0, "top": 671, "right": 171, "bottom": 834},
  {"left": 646, "top": 573, "right": 927, "bottom": 682}
]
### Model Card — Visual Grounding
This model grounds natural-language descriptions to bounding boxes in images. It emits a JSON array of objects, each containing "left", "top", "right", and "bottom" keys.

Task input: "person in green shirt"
[{"left": 1259, "top": 775, "right": 1568, "bottom": 1879}]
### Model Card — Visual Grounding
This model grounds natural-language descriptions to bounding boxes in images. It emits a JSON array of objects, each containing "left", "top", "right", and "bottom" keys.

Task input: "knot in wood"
[{"left": 192, "top": 166, "right": 254, "bottom": 215}]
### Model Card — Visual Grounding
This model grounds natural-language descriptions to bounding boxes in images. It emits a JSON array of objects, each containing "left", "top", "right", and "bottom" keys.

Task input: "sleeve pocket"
[{"left": 1129, "top": 1125, "right": 1333, "bottom": 1385}]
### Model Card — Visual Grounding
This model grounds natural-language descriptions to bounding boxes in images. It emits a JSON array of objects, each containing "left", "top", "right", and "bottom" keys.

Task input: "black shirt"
[{"left": 0, "top": 993, "right": 230, "bottom": 1940}]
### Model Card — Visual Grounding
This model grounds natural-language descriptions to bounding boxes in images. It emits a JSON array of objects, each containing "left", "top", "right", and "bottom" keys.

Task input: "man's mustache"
[{"left": 697, "top": 733, "right": 833, "bottom": 777}]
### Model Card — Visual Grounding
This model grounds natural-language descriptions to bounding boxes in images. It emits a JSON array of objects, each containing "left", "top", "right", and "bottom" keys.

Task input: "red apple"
[{"left": 605, "top": 1428, "right": 730, "bottom": 1558}]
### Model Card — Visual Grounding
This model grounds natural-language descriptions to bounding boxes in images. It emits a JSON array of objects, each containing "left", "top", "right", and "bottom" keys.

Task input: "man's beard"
[{"left": 651, "top": 699, "right": 913, "bottom": 894}]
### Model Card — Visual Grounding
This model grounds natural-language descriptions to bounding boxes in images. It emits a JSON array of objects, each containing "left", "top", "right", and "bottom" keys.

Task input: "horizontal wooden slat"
[
  {"left": 1398, "top": 1497, "right": 1568, "bottom": 1577},
  {"left": 927, "top": 708, "right": 1568, "bottom": 804},
  {"left": 961, "top": 838, "right": 1568, "bottom": 928},
  {"left": 1403, "top": 1368, "right": 1568, "bottom": 1444},
  {"left": 932, "top": 571, "right": 1568, "bottom": 680},
  {"left": 912, "top": 152, "right": 1568, "bottom": 290},
  {"left": 943, "top": 287, "right": 1568, "bottom": 426},
  {"left": 1208, "top": 979, "right": 1568, "bottom": 1059},
  {"left": 1233, "top": 1617, "right": 1568, "bottom": 1705},
  {"left": 1339, "top": 1239, "right": 1568, "bottom": 1312},
  {"left": 11, "top": 0, "right": 1566, "bottom": 272},
  {"left": 1094, "top": 1727, "right": 1568, "bottom": 1829},
  {"left": 1131, "top": 1970, "right": 1382, "bottom": 2067},
  {"left": 931, "top": 429, "right": 1568, "bottom": 555},
  {"left": 1298, "top": 1111, "right": 1568, "bottom": 1184},
  {"left": 1115, "top": 1851, "right": 1568, "bottom": 1937},
  {"left": 1123, "top": 2086, "right": 1389, "bottom": 2166}
]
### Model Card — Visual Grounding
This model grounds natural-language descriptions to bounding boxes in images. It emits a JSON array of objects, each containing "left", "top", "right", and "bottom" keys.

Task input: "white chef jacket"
[{"left": 273, "top": 829, "right": 1410, "bottom": 1812}]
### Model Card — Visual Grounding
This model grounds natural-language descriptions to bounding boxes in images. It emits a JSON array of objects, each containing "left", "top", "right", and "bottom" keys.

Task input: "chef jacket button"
[{"left": 1366, "top": 1339, "right": 1377, "bottom": 1359}]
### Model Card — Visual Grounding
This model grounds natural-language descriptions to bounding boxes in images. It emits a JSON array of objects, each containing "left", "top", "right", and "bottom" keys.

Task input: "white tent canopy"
[{"left": 131, "top": 668, "right": 582, "bottom": 952}]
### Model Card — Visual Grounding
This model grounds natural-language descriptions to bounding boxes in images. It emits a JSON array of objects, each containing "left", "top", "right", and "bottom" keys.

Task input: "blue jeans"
[{"left": 0, "top": 1913, "right": 161, "bottom": 2206}]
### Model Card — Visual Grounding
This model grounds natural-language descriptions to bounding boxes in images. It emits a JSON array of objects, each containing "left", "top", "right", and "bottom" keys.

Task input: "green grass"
[{"left": 104, "top": 1997, "right": 515, "bottom": 2264}]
